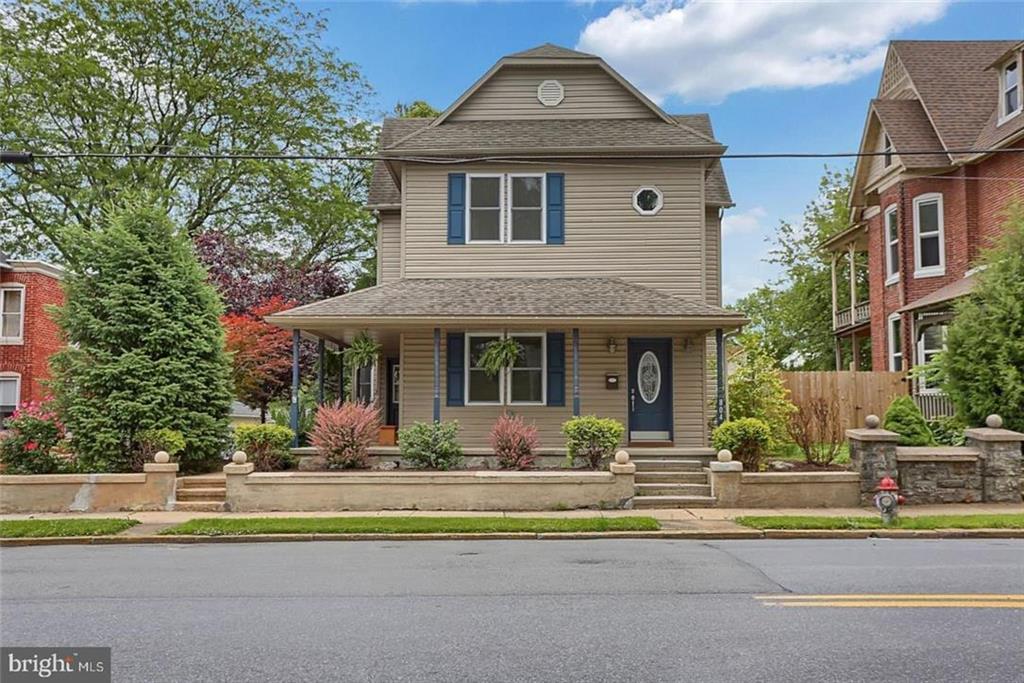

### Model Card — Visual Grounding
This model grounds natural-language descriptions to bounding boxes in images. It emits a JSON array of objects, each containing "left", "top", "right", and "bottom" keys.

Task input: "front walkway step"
[
  {"left": 177, "top": 474, "right": 226, "bottom": 489},
  {"left": 172, "top": 501, "right": 227, "bottom": 512},
  {"left": 631, "top": 459, "right": 704, "bottom": 472},
  {"left": 635, "top": 471, "right": 708, "bottom": 484},
  {"left": 634, "top": 483, "right": 712, "bottom": 497},
  {"left": 176, "top": 487, "right": 226, "bottom": 502},
  {"left": 632, "top": 495, "right": 717, "bottom": 509}
]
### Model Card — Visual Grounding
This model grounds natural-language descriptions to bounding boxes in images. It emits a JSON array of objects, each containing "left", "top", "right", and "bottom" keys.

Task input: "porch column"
[
  {"left": 290, "top": 329, "right": 300, "bottom": 447},
  {"left": 432, "top": 327, "right": 441, "bottom": 422},
  {"left": 316, "top": 338, "right": 325, "bottom": 406},
  {"left": 848, "top": 244, "right": 857, "bottom": 314},
  {"left": 572, "top": 328, "right": 580, "bottom": 417},
  {"left": 337, "top": 348, "right": 345, "bottom": 403},
  {"left": 715, "top": 328, "right": 726, "bottom": 425},
  {"left": 851, "top": 331, "right": 860, "bottom": 371},
  {"left": 830, "top": 253, "right": 838, "bottom": 329}
]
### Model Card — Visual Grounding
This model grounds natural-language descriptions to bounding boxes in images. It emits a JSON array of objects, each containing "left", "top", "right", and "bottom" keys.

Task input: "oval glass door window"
[{"left": 637, "top": 351, "right": 661, "bottom": 404}]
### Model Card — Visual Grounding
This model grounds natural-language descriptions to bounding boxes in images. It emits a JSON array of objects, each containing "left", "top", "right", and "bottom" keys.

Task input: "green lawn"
[
  {"left": 0, "top": 518, "right": 139, "bottom": 538},
  {"left": 735, "top": 514, "right": 1024, "bottom": 531},
  {"left": 161, "top": 516, "right": 661, "bottom": 536}
]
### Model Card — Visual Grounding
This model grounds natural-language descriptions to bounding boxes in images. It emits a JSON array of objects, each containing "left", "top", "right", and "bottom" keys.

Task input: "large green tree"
[
  {"left": 735, "top": 167, "right": 866, "bottom": 370},
  {"left": 50, "top": 198, "right": 234, "bottom": 472},
  {"left": 1, "top": 0, "right": 375, "bottom": 271},
  {"left": 938, "top": 205, "right": 1024, "bottom": 431}
]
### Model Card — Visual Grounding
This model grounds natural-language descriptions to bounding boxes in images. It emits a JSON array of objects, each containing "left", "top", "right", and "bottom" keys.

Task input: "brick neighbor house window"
[
  {"left": 913, "top": 193, "right": 945, "bottom": 278},
  {"left": 1001, "top": 57, "right": 1021, "bottom": 122},
  {"left": 0, "top": 374, "right": 20, "bottom": 421},
  {"left": 0, "top": 286, "right": 25, "bottom": 344},
  {"left": 884, "top": 204, "right": 899, "bottom": 284},
  {"left": 888, "top": 315, "right": 903, "bottom": 372}
]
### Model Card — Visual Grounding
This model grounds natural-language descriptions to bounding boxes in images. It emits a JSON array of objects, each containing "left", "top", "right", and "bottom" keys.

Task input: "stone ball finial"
[
  {"left": 865, "top": 414, "right": 880, "bottom": 429},
  {"left": 153, "top": 451, "right": 170, "bottom": 464},
  {"left": 614, "top": 450, "right": 630, "bottom": 465},
  {"left": 986, "top": 414, "right": 1003, "bottom": 429},
  {"left": 232, "top": 450, "right": 248, "bottom": 465},
  {"left": 717, "top": 449, "right": 733, "bottom": 462}
]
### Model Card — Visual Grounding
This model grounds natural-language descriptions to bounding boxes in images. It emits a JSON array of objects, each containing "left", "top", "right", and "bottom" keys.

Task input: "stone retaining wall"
[
  {"left": 897, "top": 448, "right": 982, "bottom": 504},
  {"left": 0, "top": 462, "right": 179, "bottom": 513},
  {"left": 709, "top": 466, "right": 860, "bottom": 508}
]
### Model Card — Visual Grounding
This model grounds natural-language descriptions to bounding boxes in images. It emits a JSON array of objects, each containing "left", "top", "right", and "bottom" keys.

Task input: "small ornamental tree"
[
  {"left": 883, "top": 396, "right": 935, "bottom": 446},
  {"left": 728, "top": 334, "right": 797, "bottom": 450},
  {"left": 938, "top": 205, "right": 1024, "bottom": 432},
  {"left": 490, "top": 413, "right": 539, "bottom": 470},
  {"left": 310, "top": 402, "right": 380, "bottom": 469},
  {"left": 49, "top": 199, "right": 233, "bottom": 472}
]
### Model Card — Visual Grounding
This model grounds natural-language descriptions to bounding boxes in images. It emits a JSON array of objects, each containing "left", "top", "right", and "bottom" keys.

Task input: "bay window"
[
  {"left": 465, "top": 332, "right": 546, "bottom": 405},
  {"left": 913, "top": 193, "right": 945, "bottom": 277},
  {"left": 884, "top": 204, "right": 899, "bottom": 284}
]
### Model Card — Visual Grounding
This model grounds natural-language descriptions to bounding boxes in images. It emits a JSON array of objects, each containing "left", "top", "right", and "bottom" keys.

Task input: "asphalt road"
[{"left": 1, "top": 539, "right": 1022, "bottom": 682}]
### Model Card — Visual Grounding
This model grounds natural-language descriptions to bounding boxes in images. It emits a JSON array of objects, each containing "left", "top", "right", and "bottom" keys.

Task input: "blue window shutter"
[
  {"left": 546, "top": 173, "right": 564, "bottom": 244},
  {"left": 448, "top": 174, "right": 466, "bottom": 244},
  {"left": 446, "top": 332, "right": 464, "bottom": 406},
  {"left": 546, "top": 332, "right": 565, "bottom": 406}
]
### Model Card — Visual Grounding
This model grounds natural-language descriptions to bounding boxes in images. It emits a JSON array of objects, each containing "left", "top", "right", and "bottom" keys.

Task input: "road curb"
[{"left": 2, "top": 528, "right": 1021, "bottom": 546}]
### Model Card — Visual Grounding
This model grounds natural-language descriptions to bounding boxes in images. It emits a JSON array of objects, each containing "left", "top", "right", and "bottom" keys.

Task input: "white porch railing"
[
  {"left": 913, "top": 393, "right": 956, "bottom": 419},
  {"left": 833, "top": 301, "right": 871, "bottom": 331}
]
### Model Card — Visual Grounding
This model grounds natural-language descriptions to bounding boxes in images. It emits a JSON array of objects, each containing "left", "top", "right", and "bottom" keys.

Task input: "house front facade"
[
  {"left": 269, "top": 44, "right": 744, "bottom": 450},
  {"left": 824, "top": 40, "right": 1024, "bottom": 416},
  {"left": 0, "top": 256, "right": 65, "bottom": 421}
]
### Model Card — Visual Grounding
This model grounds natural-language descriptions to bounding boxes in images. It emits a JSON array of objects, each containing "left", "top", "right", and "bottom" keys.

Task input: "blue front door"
[{"left": 627, "top": 338, "right": 673, "bottom": 442}]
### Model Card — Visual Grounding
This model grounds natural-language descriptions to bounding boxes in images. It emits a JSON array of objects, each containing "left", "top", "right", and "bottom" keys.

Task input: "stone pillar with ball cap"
[
  {"left": 847, "top": 414, "right": 899, "bottom": 505},
  {"left": 965, "top": 415, "right": 1023, "bottom": 503},
  {"left": 223, "top": 451, "right": 255, "bottom": 512},
  {"left": 709, "top": 449, "right": 742, "bottom": 507},
  {"left": 143, "top": 450, "right": 180, "bottom": 511},
  {"left": 609, "top": 450, "right": 636, "bottom": 508}
]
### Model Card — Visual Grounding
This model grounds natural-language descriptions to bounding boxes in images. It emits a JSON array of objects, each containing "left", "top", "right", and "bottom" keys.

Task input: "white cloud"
[
  {"left": 722, "top": 206, "right": 766, "bottom": 238},
  {"left": 722, "top": 274, "right": 765, "bottom": 305},
  {"left": 577, "top": 0, "right": 950, "bottom": 102}
]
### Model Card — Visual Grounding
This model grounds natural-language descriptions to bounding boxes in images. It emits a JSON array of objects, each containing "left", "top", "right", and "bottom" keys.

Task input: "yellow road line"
[
  {"left": 758, "top": 600, "right": 1024, "bottom": 609},
  {"left": 754, "top": 594, "right": 1024, "bottom": 601}
]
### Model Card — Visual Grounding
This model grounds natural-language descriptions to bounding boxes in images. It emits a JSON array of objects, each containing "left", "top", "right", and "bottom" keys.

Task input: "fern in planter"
[
  {"left": 478, "top": 337, "right": 524, "bottom": 377},
  {"left": 344, "top": 331, "right": 382, "bottom": 370}
]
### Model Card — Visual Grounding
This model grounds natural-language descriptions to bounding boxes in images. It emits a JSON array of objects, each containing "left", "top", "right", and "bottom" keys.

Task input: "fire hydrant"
[{"left": 874, "top": 476, "right": 905, "bottom": 525}]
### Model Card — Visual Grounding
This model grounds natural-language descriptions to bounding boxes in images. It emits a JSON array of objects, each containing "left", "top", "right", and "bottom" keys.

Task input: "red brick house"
[
  {"left": 0, "top": 255, "right": 65, "bottom": 420},
  {"left": 824, "top": 40, "right": 1024, "bottom": 416}
]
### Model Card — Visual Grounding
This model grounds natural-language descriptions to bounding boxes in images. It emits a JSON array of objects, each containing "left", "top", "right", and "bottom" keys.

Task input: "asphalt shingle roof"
[
  {"left": 871, "top": 99, "right": 951, "bottom": 168},
  {"left": 506, "top": 44, "right": 598, "bottom": 60},
  {"left": 269, "top": 277, "right": 746, "bottom": 321}
]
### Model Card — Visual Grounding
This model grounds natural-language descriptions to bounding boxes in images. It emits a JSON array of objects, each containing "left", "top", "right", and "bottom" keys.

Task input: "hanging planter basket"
[
  {"left": 344, "top": 331, "right": 382, "bottom": 369},
  {"left": 478, "top": 337, "right": 524, "bottom": 377}
]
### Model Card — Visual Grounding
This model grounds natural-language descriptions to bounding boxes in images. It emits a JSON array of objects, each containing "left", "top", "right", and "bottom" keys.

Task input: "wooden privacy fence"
[{"left": 780, "top": 371, "right": 908, "bottom": 429}]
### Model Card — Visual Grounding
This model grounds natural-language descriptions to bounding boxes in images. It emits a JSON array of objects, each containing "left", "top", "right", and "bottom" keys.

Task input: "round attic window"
[
  {"left": 537, "top": 80, "right": 564, "bottom": 107},
  {"left": 632, "top": 187, "right": 663, "bottom": 216}
]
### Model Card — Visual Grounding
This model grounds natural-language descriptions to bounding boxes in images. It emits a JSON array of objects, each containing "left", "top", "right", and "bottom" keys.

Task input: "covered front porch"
[{"left": 266, "top": 277, "right": 747, "bottom": 451}]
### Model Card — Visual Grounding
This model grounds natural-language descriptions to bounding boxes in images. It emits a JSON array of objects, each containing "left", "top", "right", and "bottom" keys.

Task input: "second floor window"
[
  {"left": 510, "top": 175, "right": 545, "bottom": 242},
  {"left": 1002, "top": 58, "right": 1020, "bottom": 121},
  {"left": 467, "top": 174, "right": 547, "bottom": 243},
  {"left": 1, "top": 287, "right": 24, "bottom": 343},
  {"left": 884, "top": 204, "right": 899, "bottom": 283},
  {"left": 913, "top": 193, "right": 945, "bottom": 277},
  {"left": 468, "top": 175, "right": 503, "bottom": 242}
]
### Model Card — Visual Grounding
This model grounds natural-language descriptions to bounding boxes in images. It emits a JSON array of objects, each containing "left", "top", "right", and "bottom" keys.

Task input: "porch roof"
[
  {"left": 266, "top": 277, "right": 747, "bottom": 332},
  {"left": 897, "top": 272, "right": 977, "bottom": 313}
]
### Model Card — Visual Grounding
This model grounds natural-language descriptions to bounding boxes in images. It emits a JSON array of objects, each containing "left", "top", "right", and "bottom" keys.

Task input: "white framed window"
[
  {"left": 913, "top": 193, "right": 945, "bottom": 278},
  {"left": 882, "top": 132, "right": 894, "bottom": 168},
  {"left": 1, "top": 286, "right": 25, "bottom": 344},
  {"left": 884, "top": 204, "right": 899, "bottom": 285},
  {"left": 0, "top": 373, "right": 20, "bottom": 422},
  {"left": 632, "top": 186, "right": 663, "bottom": 216},
  {"left": 509, "top": 174, "right": 546, "bottom": 243},
  {"left": 999, "top": 56, "right": 1021, "bottom": 123},
  {"left": 916, "top": 323, "right": 947, "bottom": 394},
  {"left": 354, "top": 363, "right": 376, "bottom": 404},
  {"left": 465, "top": 332, "right": 546, "bottom": 406},
  {"left": 391, "top": 364, "right": 400, "bottom": 405},
  {"left": 887, "top": 314, "right": 903, "bottom": 372},
  {"left": 466, "top": 174, "right": 504, "bottom": 243}
]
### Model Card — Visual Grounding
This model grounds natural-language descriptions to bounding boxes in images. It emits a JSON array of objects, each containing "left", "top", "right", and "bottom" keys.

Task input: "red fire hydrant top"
[{"left": 877, "top": 476, "right": 899, "bottom": 491}]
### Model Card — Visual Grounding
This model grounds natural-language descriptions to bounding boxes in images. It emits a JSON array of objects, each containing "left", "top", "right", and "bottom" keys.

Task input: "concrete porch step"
[
  {"left": 634, "top": 471, "right": 708, "bottom": 484},
  {"left": 632, "top": 495, "right": 717, "bottom": 509},
  {"left": 634, "top": 483, "right": 712, "bottom": 497},
  {"left": 176, "top": 487, "right": 226, "bottom": 502},
  {"left": 631, "top": 459, "right": 704, "bottom": 472},
  {"left": 177, "top": 475, "right": 226, "bottom": 489},
  {"left": 171, "top": 501, "right": 227, "bottom": 512}
]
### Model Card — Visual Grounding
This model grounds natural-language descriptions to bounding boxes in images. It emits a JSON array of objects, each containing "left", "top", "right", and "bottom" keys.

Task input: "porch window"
[
  {"left": 1001, "top": 57, "right": 1020, "bottom": 122},
  {"left": 467, "top": 175, "right": 503, "bottom": 243},
  {"left": 354, "top": 364, "right": 375, "bottom": 404},
  {"left": 917, "top": 323, "right": 946, "bottom": 394},
  {"left": 1, "top": 286, "right": 24, "bottom": 344},
  {"left": 509, "top": 175, "right": 545, "bottom": 242},
  {"left": 466, "top": 334, "right": 502, "bottom": 404},
  {"left": 884, "top": 204, "right": 899, "bottom": 284},
  {"left": 888, "top": 314, "right": 903, "bottom": 371},
  {"left": 913, "top": 193, "right": 944, "bottom": 277},
  {"left": 0, "top": 373, "right": 19, "bottom": 421},
  {"left": 465, "top": 332, "right": 546, "bottom": 405}
]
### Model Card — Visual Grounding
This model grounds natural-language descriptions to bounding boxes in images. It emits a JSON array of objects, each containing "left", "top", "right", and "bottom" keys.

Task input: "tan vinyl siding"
[
  {"left": 377, "top": 210, "right": 401, "bottom": 284},
  {"left": 401, "top": 160, "right": 707, "bottom": 298},
  {"left": 448, "top": 65, "right": 656, "bottom": 121},
  {"left": 704, "top": 207, "right": 721, "bottom": 306},
  {"left": 399, "top": 328, "right": 708, "bottom": 448}
]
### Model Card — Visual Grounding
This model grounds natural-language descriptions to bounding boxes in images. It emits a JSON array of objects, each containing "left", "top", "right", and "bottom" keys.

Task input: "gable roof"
[
  {"left": 870, "top": 99, "right": 950, "bottom": 168},
  {"left": 674, "top": 114, "right": 732, "bottom": 207},
  {"left": 506, "top": 44, "right": 597, "bottom": 60}
]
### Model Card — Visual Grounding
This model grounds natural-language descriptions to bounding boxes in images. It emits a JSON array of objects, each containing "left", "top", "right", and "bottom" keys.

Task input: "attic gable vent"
[{"left": 537, "top": 80, "right": 564, "bottom": 107}]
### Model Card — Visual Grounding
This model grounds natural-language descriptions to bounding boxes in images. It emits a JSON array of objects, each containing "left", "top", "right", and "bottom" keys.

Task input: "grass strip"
[
  {"left": 735, "top": 514, "right": 1024, "bottom": 531},
  {"left": 160, "top": 515, "right": 661, "bottom": 536},
  {"left": 0, "top": 518, "right": 140, "bottom": 538}
]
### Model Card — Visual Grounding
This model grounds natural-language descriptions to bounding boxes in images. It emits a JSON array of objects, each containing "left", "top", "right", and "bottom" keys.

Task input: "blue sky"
[{"left": 309, "top": 0, "right": 1019, "bottom": 303}]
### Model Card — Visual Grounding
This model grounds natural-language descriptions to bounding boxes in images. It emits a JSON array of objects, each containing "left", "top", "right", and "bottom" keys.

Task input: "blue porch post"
[
  {"left": 572, "top": 328, "right": 580, "bottom": 417},
  {"left": 432, "top": 327, "right": 441, "bottom": 422},
  {"left": 290, "top": 329, "right": 301, "bottom": 447},
  {"left": 715, "top": 328, "right": 726, "bottom": 426},
  {"left": 337, "top": 347, "right": 345, "bottom": 403},
  {"left": 316, "top": 338, "right": 325, "bottom": 406}
]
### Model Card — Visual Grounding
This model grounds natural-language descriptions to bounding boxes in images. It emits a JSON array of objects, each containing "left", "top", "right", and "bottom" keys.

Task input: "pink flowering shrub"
[
  {"left": 0, "top": 399, "right": 71, "bottom": 474},
  {"left": 490, "top": 413, "right": 539, "bottom": 470},
  {"left": 310, "top": 402, "right": 380, "bottom": 469}
]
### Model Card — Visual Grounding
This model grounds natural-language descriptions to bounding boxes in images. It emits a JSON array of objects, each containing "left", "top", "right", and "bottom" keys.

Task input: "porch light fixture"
[{"left": 607, "top": 338, "right": 617, "bottom": 354}]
